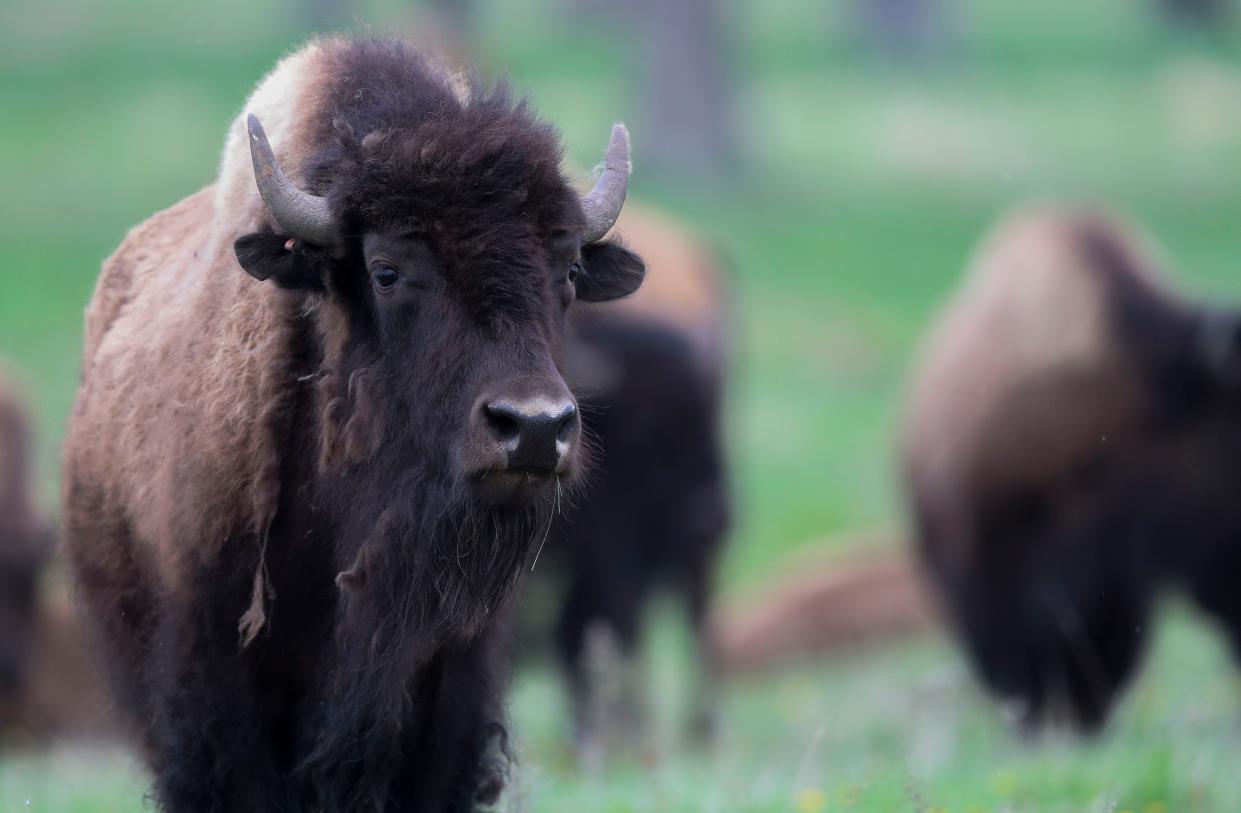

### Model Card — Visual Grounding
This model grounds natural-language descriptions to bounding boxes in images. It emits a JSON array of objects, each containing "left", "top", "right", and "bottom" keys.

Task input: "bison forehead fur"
[
  {"left": 62, "top": 36, "right": 641, "bottom": 812},
  {"left": 903, "top": 206, "right": 1241, "bottom": 732}
]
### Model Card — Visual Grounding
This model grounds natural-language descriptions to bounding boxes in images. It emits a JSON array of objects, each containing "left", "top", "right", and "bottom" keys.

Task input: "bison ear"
[
  {"left": 576, "top": 241, "right": 645, "bottom": 302},
  {"left": 234, "top": 232, "right": 324, "bottom": 291}
]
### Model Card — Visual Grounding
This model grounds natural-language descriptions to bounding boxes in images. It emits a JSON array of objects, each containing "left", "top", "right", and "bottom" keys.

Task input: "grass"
[{"left": 4, "top": 0, "right": 1241, "bottom": 809}]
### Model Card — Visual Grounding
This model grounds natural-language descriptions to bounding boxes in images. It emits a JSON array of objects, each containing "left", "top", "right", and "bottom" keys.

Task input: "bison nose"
[{"left": 481, "top": 396, "right": 579, "bottom": 473}]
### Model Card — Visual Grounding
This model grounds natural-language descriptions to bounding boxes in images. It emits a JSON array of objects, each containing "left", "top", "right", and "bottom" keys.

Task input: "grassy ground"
[{"left": 3, "top": 0, "right": 1241, "bottom": 809}]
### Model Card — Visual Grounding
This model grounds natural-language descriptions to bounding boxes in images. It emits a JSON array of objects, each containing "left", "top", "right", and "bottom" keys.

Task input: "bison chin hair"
[{"left": 298, "top": 457, "right": 560, "bottom": 808}]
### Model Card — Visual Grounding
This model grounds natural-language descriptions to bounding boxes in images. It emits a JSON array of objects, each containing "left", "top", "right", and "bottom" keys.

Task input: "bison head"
[{"left": 233, "top": 94, "right": 643, "bottom": 511}]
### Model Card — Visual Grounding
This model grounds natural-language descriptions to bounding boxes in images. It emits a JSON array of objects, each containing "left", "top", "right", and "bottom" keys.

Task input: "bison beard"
[
  {"left": 303, "top": 367, "right": 557, "bottom": 807},
  {"left": 304, "top": 475, "right": 553, "bottom": 809},
  {"left": 137, "top": 351, "right": 565, "bottom": 812}
]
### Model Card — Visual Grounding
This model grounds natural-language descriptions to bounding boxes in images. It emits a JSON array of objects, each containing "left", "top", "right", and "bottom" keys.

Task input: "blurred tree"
[
  {"left": 632, "top": 0, "right": 737, "bottom": 179},
  {"left": 425, "top": 0, "right": 474, "bottom": 46},
  {"left": 1155, "top": 0, "right": 1230, "bottom": 27},
  {"left": 304, "top": 0, "right": 351, "bottom": 31},
  {"left": 857, "top": 0, "right": 952, "bottom": 58},
  {"left": 561, "top": 0, "right": 625, "bottom": 25},
  {"left": 563, "top": 0, "right": 737, "bottom": 178}
]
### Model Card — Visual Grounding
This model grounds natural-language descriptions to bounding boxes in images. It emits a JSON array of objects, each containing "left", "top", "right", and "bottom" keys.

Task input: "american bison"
[
  {"left": 1, "top": 369, "right": 110, "bottom": 749},
  {"left": 903, "top": 207, "right": 1241, "bottom": 731},
  {"left": 2, "top": 587, "right": 115, "bottom": 748},
  {"left": 63, "top": 37, "right": 644, "bottom": 811},
  {"left": 0, "top": 368, "right": 52, "bottom": 730},
  {"left": 541, "top": 204, "right": 731, "bottom": 760},
  {"left": 709, "top": 536, "right": 935, "bottom": 675}
]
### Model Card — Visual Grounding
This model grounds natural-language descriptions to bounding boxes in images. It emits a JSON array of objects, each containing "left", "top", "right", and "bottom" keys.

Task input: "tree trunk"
[
  {"left": 303, "top": 0, "right": 350, "bottom": 31},
  {"left": 1155, "top": 0, "right": 1230, "bottom": 27},
  {"left": 857, "top": 0, "right": 951, "bottom": 58},
  {"left": 631, "top": 0, "right": 737, "bottom": 179}
]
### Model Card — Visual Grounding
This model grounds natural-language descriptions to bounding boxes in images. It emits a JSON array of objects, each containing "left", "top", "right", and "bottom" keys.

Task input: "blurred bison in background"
[
  {"left": 709, "top": 535, "right": 935, "bottom": 675},
  {"left": 903, "top": 207, "right": 1241, "bottom": 732},
  {"left": 535, "top": 204, "right": 731, "bottom": 763},
  {"left": 3, "top": 588, "right": 115, "bottom": 749},
  {"left": 0, "top": 368, "right": 52, "bottom": 727},
  {"left": 0, "top": 368, "right": 112, "bottom": 750},
  {"left": 62, "top": 37, "right": 643, "bottom": 811}
]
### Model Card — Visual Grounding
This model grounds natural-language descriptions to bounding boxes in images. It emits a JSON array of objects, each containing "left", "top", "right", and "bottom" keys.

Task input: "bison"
[
  {"left": 902, "top": 207, "right": 1241, "bottom": 732},
  {"left": 2, "top": 586, "right": 116, "bottom": 749},
  {"left": 540, "top": 204, "right": 731, "bottom": 761},
  {"left": 0, "top": 367, "right": 52, "bottom": 730},
  {"left": 63, "top": 37, "right": 645, "bottom": 811},
  {"left": 709, "top": 536, "right": 935, "bottom": 676}
]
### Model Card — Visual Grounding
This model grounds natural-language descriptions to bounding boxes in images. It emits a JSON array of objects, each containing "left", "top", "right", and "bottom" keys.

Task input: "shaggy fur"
[
  {"left": 902, "top": 207, "right": 1241, "bottom": 731},
  {"left": 0, "top": 369, "right": 51, "bottom": 707},
  {"left": 63, "top": 37, "right": 643, "bottom": 812},
  {"left": 525, "top": 205, "right": 732, "bottom": 756}
]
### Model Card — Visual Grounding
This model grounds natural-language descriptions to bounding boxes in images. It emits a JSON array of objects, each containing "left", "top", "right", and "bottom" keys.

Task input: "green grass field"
[{"left": 4, "top": 0, "right": 1241, "bottom": 809}]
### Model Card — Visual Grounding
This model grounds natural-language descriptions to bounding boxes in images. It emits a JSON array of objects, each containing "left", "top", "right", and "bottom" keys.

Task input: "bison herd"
[{"left": 2, "top": 32, "right": 1241, "bottom": 812}]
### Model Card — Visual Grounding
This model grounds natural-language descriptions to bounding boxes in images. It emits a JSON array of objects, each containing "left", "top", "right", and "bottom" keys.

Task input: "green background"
[{"left": 4, "top": 0, "right": 1241, "bottom": 809}]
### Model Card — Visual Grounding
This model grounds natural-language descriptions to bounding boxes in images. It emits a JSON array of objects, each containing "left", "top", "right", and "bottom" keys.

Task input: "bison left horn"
[
  {"left": 246, "top": 113, "right": 338, "bottom": 247},
  {"left": 581, "top": 123, "right": 632, "bottom": 244}
]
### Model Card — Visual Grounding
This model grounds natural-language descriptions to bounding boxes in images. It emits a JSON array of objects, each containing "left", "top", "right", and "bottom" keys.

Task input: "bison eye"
[
  {"left": 373, "top": 266, "right": 399, "bottom": 292},
  {"left": 568, "top": 262, "right": 582, "bottom": 285}
]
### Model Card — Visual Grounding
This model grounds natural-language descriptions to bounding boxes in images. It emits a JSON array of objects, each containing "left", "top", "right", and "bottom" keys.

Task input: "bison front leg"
[
  {"left": 146, "top": 552, "right": 277, "bottom": 812},
  {"left": 682, "top": 564, "right": 721, "bottom": 747},
  {"left": 555, "top": 578, "right": 650, "bottom": 769}
]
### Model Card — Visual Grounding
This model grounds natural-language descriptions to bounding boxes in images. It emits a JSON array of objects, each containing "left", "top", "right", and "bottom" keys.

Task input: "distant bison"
[
  {"left": 540, "top": 204, "right": 731, "bottom": 760},
  {"left": 903, "top": 207, "right": 1241, "bottom": 731},
  {"left": 2, "top": 587, "right": 115, "bottom": 749},
  {"left": 0, "top": 368, "right": 52, "bottom": 729},
  {"left": 709, "top": 536, "right": 935, "bottom": 675},
  {"left": 63, "top": 37, "right": 644, "bottom": 811}
]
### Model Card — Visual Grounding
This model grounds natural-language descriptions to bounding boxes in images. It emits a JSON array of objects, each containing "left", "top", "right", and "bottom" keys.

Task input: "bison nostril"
[
  {"left": 555, "top": 404, "right": 579, "bottom": 443},
  {"left": 478, "top": 397, "right": 578, "bottom": 472},
  {"left": 483, "top": 402, "right": 522, "bottom": 445}
]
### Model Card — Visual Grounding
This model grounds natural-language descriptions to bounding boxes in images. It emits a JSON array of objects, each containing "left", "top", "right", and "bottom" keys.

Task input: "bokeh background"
[{"left": 4, "top": 0, "right": 1241, "bottom": 810}]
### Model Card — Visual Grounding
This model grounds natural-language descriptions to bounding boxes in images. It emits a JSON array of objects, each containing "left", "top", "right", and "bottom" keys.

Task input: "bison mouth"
[{"left": 472, "top": 466, "right": 561, "bottom": 507}]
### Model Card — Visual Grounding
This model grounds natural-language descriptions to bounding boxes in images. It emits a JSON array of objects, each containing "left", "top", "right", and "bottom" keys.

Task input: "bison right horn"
[
  {"left": 246, "top": 113, "right": 338, "bottom": 247},
  {"left": 580, "top": 123, "right": 632, "bottom": 244}
]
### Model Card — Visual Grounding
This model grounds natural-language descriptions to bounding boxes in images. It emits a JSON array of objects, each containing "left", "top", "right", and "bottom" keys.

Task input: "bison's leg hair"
[
  {"left": 1183, "top": 544, "right": 1241, "bottom": 666},
  {"left": 384, "top": 631, "right": 508, "bottom": 811},
  {"left": 944, "top": 500, "right": 1155, "bottom": 733},
  {"left": 554, "top": 573, "right": 649, "bottom": 767},
  {"left": 679, "top": 557, "right": 720, "bottom": 746},
  {"left": 146, "top": 544, "right": 280, "bottom": 813}
]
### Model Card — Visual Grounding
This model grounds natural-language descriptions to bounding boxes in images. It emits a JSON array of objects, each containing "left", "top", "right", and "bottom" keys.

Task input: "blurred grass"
[{"left": 4, "top": 0, "right": 1241, "bottom": 809}]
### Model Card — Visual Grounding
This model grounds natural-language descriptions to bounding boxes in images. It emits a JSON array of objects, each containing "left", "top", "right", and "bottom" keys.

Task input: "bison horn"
[
  {"left": 246, "top": 113, "right": 337, "bottom": 247},
  {"left": 581, "top": 123, "right": 631, "bottom": 243}
]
